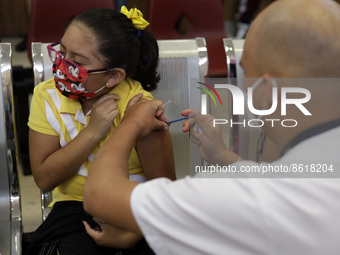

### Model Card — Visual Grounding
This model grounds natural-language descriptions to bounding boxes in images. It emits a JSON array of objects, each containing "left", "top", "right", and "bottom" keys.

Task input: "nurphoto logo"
[{"left": 198, "top": 81, "right": 312, "bottom": 128}]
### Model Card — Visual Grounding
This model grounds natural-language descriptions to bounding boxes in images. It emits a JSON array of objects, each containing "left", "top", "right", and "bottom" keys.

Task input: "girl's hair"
[{"left": 69, "top": 8, "right": 160, "bottom": 91}]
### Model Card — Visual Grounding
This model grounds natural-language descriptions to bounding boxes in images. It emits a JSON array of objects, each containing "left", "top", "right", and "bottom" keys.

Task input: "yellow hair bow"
[{"left": 120, "top": 6, "right": 149, "bottom": 30}]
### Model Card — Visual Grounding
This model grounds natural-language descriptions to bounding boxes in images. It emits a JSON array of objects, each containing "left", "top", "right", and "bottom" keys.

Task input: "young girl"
[{"left": 25, "top": 6, "right": 175, "bottom": 255}]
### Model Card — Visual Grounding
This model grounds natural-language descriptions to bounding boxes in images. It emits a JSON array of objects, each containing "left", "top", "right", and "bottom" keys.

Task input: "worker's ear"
[
  {"left": 261, "top": 73, "right": 277, "bottom": 110},
  {"left": 105, "top": 68, "right": 126, "bottom": 88}
]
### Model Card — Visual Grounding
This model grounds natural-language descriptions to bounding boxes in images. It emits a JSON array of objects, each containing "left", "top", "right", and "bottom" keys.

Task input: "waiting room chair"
[
  {"left": 0, "top": 43, "right": 22, "bottom": 255},
  {"left": 147, "top": 0, "right": 228, "bottom": 77},
  {"left": 32, "top": 38, "right": 207, "bottom": 220},
  {"left": 27, "top": 0, "right": 115, "bottom": 63}
]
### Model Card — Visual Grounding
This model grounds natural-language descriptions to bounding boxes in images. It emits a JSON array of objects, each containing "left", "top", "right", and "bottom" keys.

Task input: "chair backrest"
[
  {"left": 32, "top": 38, "right": 207, "bottom": 219},
  {"left": 153, "top": 38, "right": 207, "bottom": 178},
  {"left": 27, "top": 0, "right": 115, "bottom": 63},
  {"left": 0, "top": 43, "right": 22, "bottom": 255},
  {"left": 223, "top": 38, "right": 264, "bottom": 161},
  {"left": 147, "top": 0, "right": 227, "bottom": 77}
]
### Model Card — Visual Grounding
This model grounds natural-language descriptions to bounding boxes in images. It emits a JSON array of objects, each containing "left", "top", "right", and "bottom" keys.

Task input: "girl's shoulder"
[
  {"left": 33, "top": 78, "right": 59, "bottom": 98},
  {"left": 113, "top": 78, "right": 153, "bottom": 103},
  {"left": 125, "top": 78, "right": 153, "bottom": 100}
]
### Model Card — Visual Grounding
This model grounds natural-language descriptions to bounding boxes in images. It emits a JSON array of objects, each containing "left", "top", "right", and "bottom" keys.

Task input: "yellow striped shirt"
[{"left": 28, "top": 77, "right": 153, "bottom": 205}]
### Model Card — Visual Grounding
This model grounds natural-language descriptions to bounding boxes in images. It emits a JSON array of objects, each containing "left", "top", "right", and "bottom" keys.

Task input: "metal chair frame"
[{"left": 0, "top": 42, "right": 22, "bottom": 255}]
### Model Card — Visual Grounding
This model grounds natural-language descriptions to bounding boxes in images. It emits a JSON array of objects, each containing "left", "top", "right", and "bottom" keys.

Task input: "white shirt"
[{"left": 131, "top": 127, "right": 340, "bottom": 255}]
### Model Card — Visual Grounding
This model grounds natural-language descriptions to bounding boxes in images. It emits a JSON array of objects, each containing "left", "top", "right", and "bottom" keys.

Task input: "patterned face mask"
[{"left": 47, "top": 42, "right": 115, "bottom": 99}]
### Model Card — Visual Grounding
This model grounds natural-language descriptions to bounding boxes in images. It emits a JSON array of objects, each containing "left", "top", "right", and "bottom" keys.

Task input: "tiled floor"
[{"left": 1, "top": 36, "right": 42, "bottom": 233}]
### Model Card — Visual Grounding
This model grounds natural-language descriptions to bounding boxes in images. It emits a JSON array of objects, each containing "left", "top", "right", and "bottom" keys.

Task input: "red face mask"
[{"left": 48, "top": 42, "right": 115, "bottom": 99}]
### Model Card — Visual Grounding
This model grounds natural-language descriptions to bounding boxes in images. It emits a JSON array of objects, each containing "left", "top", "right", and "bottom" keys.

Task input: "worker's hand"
[
  {"left": 87, "top": 94, "right": 120, "bottom": 141},
  {"left": 181, "top": 109, "right": 241, "bottom": 165},
  {"left": 182, "top": 109, "right": 191, "bottom": 133},
  {"left": 83, "top": 219, "right": 142, "bottom": 249},
  {"left": 126, "top": 93, "right": 169, "bottom": 123}
]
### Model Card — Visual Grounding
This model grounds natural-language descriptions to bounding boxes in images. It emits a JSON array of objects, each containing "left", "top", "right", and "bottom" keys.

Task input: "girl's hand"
[
  {"left": 83, "top": 219, "right": 142, "bottom": 249},
  {"left": 86, "top": 94, "right": 120, "bottom": 141}
]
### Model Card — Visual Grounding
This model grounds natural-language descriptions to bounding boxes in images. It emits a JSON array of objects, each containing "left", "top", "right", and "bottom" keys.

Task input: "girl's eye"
[
  {"left": 74, "top": 61, "right": 84, "bottom": 67},
  {"left": 72, "top": 59, "right": 84, "bottom": 67},
  {"left": 58, "top": 51, "right": 66, "bottom": 59}
]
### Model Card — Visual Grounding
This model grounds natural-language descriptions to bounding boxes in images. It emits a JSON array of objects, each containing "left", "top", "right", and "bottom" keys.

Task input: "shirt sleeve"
[
  {"left": 130, "top": 177, "right": 272, "bottom": 255},
  {"left": 28, "top": 85, "right": 58, "bottom": 136}
]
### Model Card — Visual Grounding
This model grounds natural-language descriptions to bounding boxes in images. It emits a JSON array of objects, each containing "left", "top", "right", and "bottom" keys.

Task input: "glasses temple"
[{"left": 88, "top": 68, "right": 117, "bottom": 75}]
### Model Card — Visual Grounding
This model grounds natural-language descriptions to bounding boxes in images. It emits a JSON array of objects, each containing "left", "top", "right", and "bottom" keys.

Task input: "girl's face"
[{"left": 59, "top": 22, "right": 110, "bottom": 97}]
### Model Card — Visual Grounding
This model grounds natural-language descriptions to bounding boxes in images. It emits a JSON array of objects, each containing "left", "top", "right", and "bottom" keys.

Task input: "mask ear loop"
[
  {"left": 251, "top": 77, "right": 264, "bottom": 90},
  {"left": 93, "top": 83, "right": 107, "bottom": 94},
  {"left": 255, "top": 77, "right": 277, "bottom": 162},
  {"left": 246, "top": 77, "right": 264, "bottom": 120},
  {"left": 256, "top": 132, "right": 266, "bottom": 162},
  {"left": 250, "top": 77, "right": 278, "bottom": 120},
  {"left": 265, "top": 77, "right": 278, "bottom": 116},
  {"left": 83, "top": 69, "right": 117, "bottom": 97},
  {"left": 251, "top": 77, "right": 277, "bottom": 91},
  {"left": 271, "top": 77, "right": 278, "bottom": 89},
  {"left": 84, "top": 81, "right": 110, "bottom": 98}
]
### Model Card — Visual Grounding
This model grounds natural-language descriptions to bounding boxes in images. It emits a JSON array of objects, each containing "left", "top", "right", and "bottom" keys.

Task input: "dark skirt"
[{"left": 23, "top": 201, "right": 155, "bottom": 255}]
